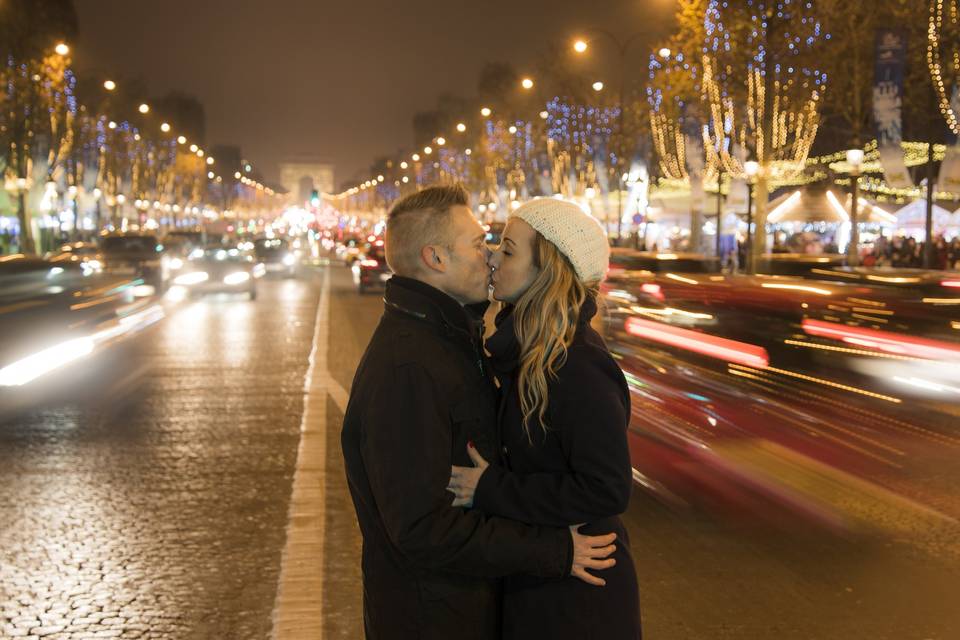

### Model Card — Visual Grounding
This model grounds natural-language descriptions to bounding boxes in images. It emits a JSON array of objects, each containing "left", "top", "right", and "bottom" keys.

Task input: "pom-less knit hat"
[{"left": 510, "top": 198, "right": 610, "bottom": 283}]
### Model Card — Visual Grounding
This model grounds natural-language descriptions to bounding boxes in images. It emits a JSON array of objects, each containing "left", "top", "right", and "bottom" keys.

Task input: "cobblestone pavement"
[
  {"left": 3, "top": 264, "right": 959, "bottom": 639},
  {"left": 0, "top": 275, "right": 322, "bottom": 639}
]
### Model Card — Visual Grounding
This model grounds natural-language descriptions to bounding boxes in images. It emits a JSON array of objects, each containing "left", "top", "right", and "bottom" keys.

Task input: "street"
[{"left": 2, "top": 264, "right": 958, "bottom": 639}]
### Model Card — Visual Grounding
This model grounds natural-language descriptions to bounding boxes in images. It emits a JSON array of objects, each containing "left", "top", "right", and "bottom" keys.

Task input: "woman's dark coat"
[{"left": 475, "top": 296, "right": 641, "bottom": 639}]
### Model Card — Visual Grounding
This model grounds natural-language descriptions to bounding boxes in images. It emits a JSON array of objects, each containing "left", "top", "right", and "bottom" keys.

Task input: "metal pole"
[
  {"left": 745, "top": 182, "right": 754, "bottom": 274},
  {"left": 924, "top": 142, "right": 936, "bottom": 269},
  {"left": 848, "top": 172, "right": 860, "bottom": 266},
  {"left": 615, "top": 46, "right": 627, "bottom": 246},
  {"left": 715, "top": 168, "right": 723, "bottom": 260}
]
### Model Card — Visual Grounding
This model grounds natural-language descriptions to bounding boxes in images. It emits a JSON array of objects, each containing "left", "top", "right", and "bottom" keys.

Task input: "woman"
[{"left": 448, "top": 198, "right": 641, "bottom": 639}]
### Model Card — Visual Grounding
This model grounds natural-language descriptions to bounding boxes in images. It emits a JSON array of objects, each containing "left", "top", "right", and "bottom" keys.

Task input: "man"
[{"left": 341, "top": 185, "right": 617, "bottom": 639}]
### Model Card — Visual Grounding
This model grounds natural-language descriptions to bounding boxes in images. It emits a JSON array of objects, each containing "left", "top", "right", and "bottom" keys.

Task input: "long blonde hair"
[{"left": 512, "top": 232, "right": 598, "bottom": 441}]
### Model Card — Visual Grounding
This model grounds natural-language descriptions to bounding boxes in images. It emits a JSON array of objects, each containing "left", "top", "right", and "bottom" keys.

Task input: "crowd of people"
[{"left": 859, "top": 235, "right": 960, "bottom": 270}]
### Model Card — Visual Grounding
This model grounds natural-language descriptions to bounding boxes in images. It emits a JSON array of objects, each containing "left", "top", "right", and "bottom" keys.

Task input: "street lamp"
[
  {"left": 160, "top": 123, "right": 171, "bottom": 133},
  {"left": 658, "top": 47, "right": 672, "bottom": 59},
  {"left": 55, "top": 43, "right": 70, "bottom": 56},
  {"left": 456, "top": 123, "right": 466, "bottom": 132},
  {"left": 539, "top": 110, "right": 549, "bottom": 119},
  {"left": 177, "top": 136, "right": 187, "bottom": 144},
  {"left": 846, "top": 148, "right": 864, "bottom": 266},
  {"left": 103, "top": 80, "right": 117, "bottom": 91},
  {"left": 744, "top": 160, "right": 760, "bottom": 274},
  {"left": 480, "top": 107, "right": 492, "bottom": 117},
  {"left": 521, "top": 78, "right": 534, "bottom": 90},
  {"left": 436, "top": 137, "right": 446, "bottom": 146},
  {"left": 138, "top": 103, "right": 150, "bottom": 114},
  {"left": 569, "top": 27, "right": 652, "bottom": 242},
  {"left": 592, "top": 81, "right": 604, "bottom": 92}
]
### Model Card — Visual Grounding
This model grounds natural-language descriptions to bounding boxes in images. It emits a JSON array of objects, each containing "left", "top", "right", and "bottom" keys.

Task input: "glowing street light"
[
  {"left": 108, "top": 121, "right": 117, "bottom": 130},
  {"left": 234, "top": 172, "right": 242, "bottom": 179},
  {"left": 423, "top": 146, "right": 433, "bottom": 155},
  {"left": 592, "top": 81, "right": 604, "bottom": 92},
  {"left": 103, "top": 80, "right": 117, "bottom": 91},
  {"left": 189, "top": 144, "right": 199, "bottom": 153},
  {"left": 521, "top": 77, "right": 534, "bottom": 90},
  {"left": 412, "top": 153, "right": 420, "bottom": 161},
  {"left": 54, "top": 43, "right": 70, "bottom": 56},
  {"left": 377, "top": 175, "right": 384, "bottom": 182},
  {"left": 456, "top": 123, "right": 466, "bottom": 132},
  {"left": 659, "top": 47, "right": 672, "bottom": 59},
  {"left": 400, "top": 161, "right": 408, "bottom": 169},
  {"left": 540, "top": 110, "right": 549, "bottom": 119},
  {"left": 573, "top": 40, "right": 588, "bottom": 53},
  {"left": 160, "top": 123, "right": 171, "bottom": 133},
  {"left": 480, "top": 107, "right": 492, "bottom": 117},
  {"left": 206, "top": 157, "right": 214, "bottom": 165},
  {"left": 138, "top": 103, "right": 150, "bottom": 114},
  {"left": 177, "top": 136, "right": 187, "bottom": 144},
  {"left": 508, "top": 125, "right": 518, "bottom": 134}
]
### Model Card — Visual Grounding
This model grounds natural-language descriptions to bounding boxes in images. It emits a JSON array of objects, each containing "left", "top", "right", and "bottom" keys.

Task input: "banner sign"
[{"left": 873, "top": 29, "right": 914, "bottom": 189}]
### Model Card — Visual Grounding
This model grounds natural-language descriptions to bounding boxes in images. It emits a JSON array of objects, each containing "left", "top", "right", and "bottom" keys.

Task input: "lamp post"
[
  {"left": 715, "top": 167, "right": 724, "bottom": 262},
  {"left": 846, "top": 148, "right": 864, "bottom": 266},
  {"left": 744, "top": 160, "right": 760, "bottom": 274}
]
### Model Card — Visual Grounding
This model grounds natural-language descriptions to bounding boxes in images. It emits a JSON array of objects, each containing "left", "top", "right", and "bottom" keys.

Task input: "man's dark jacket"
[{"left": 341, "top": 276, "right": 572, "bottom": 640}]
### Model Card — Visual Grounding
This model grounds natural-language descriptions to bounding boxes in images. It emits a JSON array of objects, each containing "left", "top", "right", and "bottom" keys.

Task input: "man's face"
[{"left": 438, "top": 205, "right": 492, "bottom": 305}]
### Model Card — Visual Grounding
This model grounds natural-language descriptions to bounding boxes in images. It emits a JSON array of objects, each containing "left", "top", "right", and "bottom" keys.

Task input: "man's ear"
[{"left": 419, "top": 245, "right": 447, "bottom": 273}]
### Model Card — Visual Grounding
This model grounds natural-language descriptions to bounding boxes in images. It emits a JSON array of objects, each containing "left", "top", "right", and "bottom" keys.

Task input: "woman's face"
[{"left": 488, "top": 218, "right": 540, "bottom": 304}]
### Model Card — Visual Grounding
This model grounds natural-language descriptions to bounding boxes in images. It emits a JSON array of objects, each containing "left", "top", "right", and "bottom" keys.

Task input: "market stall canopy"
[
  {"left": 893, "top": 199, "right": 953, "bottom": 231},
  {"left": 765, "top": 187, "right": 899, "bottom": 225},
  {"left": 646, "top": 192, "right": 724, "bottom": 226}
]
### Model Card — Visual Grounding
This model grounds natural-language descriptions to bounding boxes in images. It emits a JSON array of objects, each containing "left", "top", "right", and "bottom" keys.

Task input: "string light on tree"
[{"left": 928, "top": 0, "right": 960, "bottom": 134}]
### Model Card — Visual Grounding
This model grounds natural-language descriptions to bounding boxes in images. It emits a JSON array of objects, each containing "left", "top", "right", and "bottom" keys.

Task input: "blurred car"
[
  {"left": 600, "top": 271, "right": 960, "bottom": 530},
  {"left": 755, "top": 252, "right": 846, "bottom": 276},
  {"left": 47, "top": 242, "right": 104, "bottom": 274},
  {"left": 352, "top": 242, "right": 390, "bottom": 293},
  {"left": 336, "top": 236, "right": 365, "bottom": 265},
  {"left": 608, "top": 249, "right": 720, "bottom": 277},
  {"left": 253, "top": 237, "right": 298, "bottom": 277},
  {"left": 0, "top": 255, "right": 163, "bottom": 409},
  {"left": 799, "top": 266, "right": 960, "bottom": 298},
  {"left": 171, "top": 245, "right": 263, "bottom": 300},
  {"left": 99, "top": 233, "right": 169, "bottom": 293},
  {"left": 161, "top": 230, "right": 207, "bottom": 272},
  {"left": 484, "top": 222, "right": 506, "bottom": 248}
]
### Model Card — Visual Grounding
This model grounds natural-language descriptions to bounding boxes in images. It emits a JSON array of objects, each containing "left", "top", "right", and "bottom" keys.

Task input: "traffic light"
[{"left": 310, "top": 189, "right": 320, "bottom": 207}]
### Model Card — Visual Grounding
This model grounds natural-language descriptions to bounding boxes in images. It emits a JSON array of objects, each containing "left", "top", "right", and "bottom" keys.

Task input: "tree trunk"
[
  {"left": 16, "top": 190, "right": 35, "bottom": 254},
  {"left": 750, "top": 174, "right": 769, "bottom": 272}
]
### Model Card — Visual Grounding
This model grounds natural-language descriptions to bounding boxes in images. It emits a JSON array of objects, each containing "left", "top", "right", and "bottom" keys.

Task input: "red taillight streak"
[
  {"left": 802, "top": 318, "right": 960, "bottom": 361},
  {"left": 625, "top": 317, "right": 769, "bottom": 368}
]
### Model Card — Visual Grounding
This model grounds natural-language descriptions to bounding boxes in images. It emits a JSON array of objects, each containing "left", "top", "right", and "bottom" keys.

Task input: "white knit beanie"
[{"left": 510, "top": 198, "right": 610, "bottom": 283}]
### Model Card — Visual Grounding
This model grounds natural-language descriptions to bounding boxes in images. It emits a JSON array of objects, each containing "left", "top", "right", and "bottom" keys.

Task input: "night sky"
[{"left": 74, "top": 0, "right": 672, "bottom": 187}]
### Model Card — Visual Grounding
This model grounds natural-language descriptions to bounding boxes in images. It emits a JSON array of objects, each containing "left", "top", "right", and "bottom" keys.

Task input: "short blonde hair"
[{"left": 385, "top": 184, "right": 469, "bottom": 276}]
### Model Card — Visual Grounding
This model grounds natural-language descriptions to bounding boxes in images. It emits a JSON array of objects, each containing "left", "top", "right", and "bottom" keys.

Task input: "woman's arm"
[{"left": 452, "top": 355, "right": 633, "bottom": 528}]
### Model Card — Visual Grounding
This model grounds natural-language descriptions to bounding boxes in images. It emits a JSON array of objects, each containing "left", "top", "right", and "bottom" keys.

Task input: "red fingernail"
[{"left": 467, "top": 440, "right": 475, "bottom": 448}]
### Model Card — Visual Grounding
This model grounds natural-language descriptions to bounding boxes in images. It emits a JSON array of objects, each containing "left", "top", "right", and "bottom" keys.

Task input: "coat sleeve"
[
  {"left": 473, "top": 351, "right": 633, "bottom": 528},
  {"left": 361, "top": 360, "right": 572, "bottom": 578}
]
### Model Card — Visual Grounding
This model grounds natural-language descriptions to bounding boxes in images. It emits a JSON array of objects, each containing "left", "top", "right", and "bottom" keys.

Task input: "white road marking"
[{"left": 271, "top": 267, "right": 340, "bottom": 639}]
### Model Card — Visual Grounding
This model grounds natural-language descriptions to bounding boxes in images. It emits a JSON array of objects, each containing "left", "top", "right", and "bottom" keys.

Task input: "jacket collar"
[{"left": 384, "top": 275, "right": 489, "bottom": 341}]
